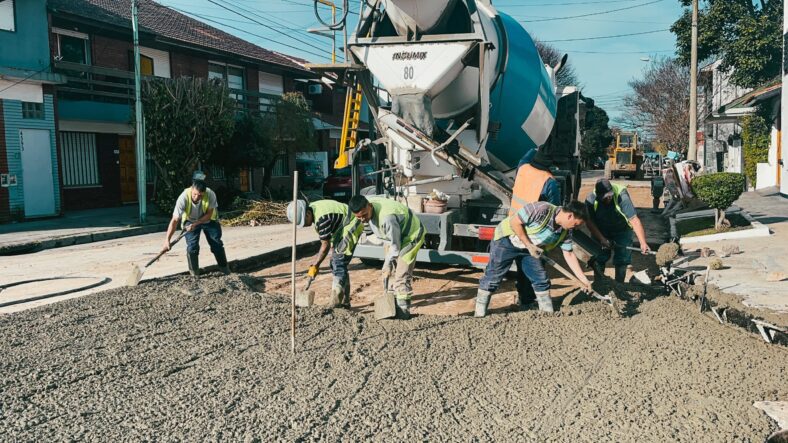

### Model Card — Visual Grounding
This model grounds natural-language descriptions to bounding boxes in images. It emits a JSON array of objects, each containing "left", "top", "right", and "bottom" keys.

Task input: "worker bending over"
[
  {"left": 286, "top": 199, "right": 364, "bottom": 308},
  {"left": 475, "top": 201, "right": 591, "bottom": 317},
  {"left": 349, "top": 195, "right": 425, "bottom": 319},
  {"left": 585, "top": 179, "right": 651, "bottom": 283},
  {"left": 509, "top": 149, "right": 561, "bottom": 308},
  {"left": 163, "top": 171, "right": 229, "bottom": 276}
]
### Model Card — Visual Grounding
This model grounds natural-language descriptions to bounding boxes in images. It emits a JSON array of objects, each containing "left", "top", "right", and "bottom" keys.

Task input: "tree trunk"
[{"left": 715, "top": 208, "right": 727, "bottom": 231}]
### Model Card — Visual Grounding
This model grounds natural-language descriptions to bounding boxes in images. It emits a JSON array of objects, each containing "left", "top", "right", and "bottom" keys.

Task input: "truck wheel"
[{"left": 604, "top": 160, "right": 613, "bottom": 180}]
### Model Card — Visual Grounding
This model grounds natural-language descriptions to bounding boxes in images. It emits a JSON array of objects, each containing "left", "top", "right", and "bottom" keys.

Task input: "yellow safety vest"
[
  {"left": 494, "top": 204, "right": 568, "bottom": 252},
  {"left": 309, "top": 200, "right": 363, "bottom": 256},
  {"left": 593, "top": 183, "right": 632, "bottom": 228},
  {"left": 181, "top": 187, "right": 218, "bottom": 227}
]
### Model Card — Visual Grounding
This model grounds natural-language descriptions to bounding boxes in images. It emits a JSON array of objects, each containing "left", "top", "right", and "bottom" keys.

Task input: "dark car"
[
  {"left": 296, "top": 159, "right": 324, "bottom": 189},
  {"left": 323, "top": 164, "right": 376, "bottom": 201}
]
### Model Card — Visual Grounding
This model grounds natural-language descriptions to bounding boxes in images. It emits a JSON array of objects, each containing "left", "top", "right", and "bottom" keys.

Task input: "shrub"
[
  {"left": 741, "top": 113, "right": 770, "bottom": 187},
  {"left": 691, "top": 172, "right": 746, "bottom": 230}
]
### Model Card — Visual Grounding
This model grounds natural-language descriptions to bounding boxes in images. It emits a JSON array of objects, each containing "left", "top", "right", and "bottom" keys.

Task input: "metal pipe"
[
  {"left": 290, "top": 171, "right": 299, "bottom": 353},
  {"left": 688, "top": 0, "right": 698, "bottom": 161},
  {"left": 131, "top": 0, "right": 146, "bottom": 223}
]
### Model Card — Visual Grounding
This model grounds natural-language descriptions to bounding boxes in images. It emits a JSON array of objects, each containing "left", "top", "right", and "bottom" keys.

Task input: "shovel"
[
  {"left": 624, "top": 246, "right": 657, "bottom": 256},
  {"left": 374, "top": 276, "right": 396, "bottom": 320},
  {"left": 126, "top": 231, "right": 187, "bottom": 286},
  {"left": 296, "top": 276, "right": 316, "bottom": 307},
  {"left": 542, "top": 255, "right": 622, "bottom": 317}
]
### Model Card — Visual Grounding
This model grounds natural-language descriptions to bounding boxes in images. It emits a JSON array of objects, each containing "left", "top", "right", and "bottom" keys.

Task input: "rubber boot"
[
  {"left": 330, "top": 285, "right": 343, "bottom": 307},
  {"left": 590, "top": 258, "right": 605, "bottom": 281},
  {"left": 474, "top": 289, "right": 492, "bottom": 318},
  {"left": 535, "top": 290, "right": 554, "bottom": 313},
  {"left": 614, "top": 265, "right": 628, "bottom": 283},
  {"left": 213, "top": 249, "right": 231, "bottom": 275},
  {"left": 187, "top": 252, "right": 200, "bottom": 277},
  {"left": 396, "top": 298, "right": 411, "bottom": 320},
  {"left": 341, "top": 280, "right": 351, "bottom": 308}
]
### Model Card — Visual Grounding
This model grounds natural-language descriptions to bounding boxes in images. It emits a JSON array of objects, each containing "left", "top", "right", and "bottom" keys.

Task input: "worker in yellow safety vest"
[
  {"left": 585, "top": 179, "right": 651, "bottom": 283},
  {"left": 287, "top": 199, "right": 364, "bottom": 308},
  {"left": 163, "top": 171, "right": 229, "bottom": 276},
  {"left": 348, "top": 195, "right": 426, "bottom": 320},
  {"left": 508, "top": 149, "right": 562, "bottom": 308}
]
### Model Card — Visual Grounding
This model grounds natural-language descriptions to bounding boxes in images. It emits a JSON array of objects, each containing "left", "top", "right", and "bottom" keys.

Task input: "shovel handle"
[
  {"left": 625, "top": 246, "right": 656, "bottom": 255},
  {"left": 542, "top": 256, "right": 610, "bottom": 302},
  {"left": 145, "top": 231, "right": 187, "bottom": 268}
]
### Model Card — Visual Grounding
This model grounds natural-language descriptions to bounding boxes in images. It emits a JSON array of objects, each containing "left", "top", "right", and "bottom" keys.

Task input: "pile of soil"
[
  {"left": 1, "top": 273, "right": 786, "bottom": 441},
  {"left": 656, "top": 243, "right": 680, "bottom": 267}
]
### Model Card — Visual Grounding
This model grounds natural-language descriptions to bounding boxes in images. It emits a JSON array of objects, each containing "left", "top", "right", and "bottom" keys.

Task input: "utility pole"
[
  {"left": 131, "top": 0, "right": 147, "bottom": 223},
  {"left": 687, "top": 0, "right": 699, "bottom": 161}
]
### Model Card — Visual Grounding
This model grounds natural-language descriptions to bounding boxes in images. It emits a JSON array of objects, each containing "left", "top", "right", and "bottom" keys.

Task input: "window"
[
  {"left": 53, "top": 29, "right": 89, "bottom": 64},
  {"left": 59, "top": 132, "right": 100, "bottom": 187},
  {"left": 22, "top": 102, "right": 44, "bottom": 119},
  {"left": 209, "top": 164, "right": 225, "bottom": 180},
  {"left": 259, "top": 71, "right": 283, "bottom": 113},
  {"left": 208, "top": 62, "right": 245, "bottom": 101},
  {"left": 129, "top": 52, "right": 154, "bottom": 76},
  {"left": 272, "top": 155, "right": 289, "bottom": 177},
  {"left": 0, "top": 0, "right": 14, "bottom": 32}
]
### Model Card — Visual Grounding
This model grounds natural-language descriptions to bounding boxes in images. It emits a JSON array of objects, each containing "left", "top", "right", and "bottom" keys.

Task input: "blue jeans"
[
  {"left": 479, "top": 237, "right": 550, "bottom": 294},
  {"left": 330, "top": 250, "right": 353, "bottom": 290},
  {"left": 184, "top": 220, "right": 225, "bottom": 255},
  {"left": 597, "top": 229, "right": 633, "bottom": 266}
]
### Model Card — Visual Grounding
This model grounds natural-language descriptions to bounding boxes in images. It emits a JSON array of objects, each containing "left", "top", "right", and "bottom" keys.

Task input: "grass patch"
[{"left": 677, "top": 213, "right": 752, "bottom": 238}]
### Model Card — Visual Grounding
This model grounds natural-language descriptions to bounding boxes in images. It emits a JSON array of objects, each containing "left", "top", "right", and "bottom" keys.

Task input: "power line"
[
  {"left": 519, "top": 0, "right": 664, "bottom": 23},
  {"left": 564, "top": 49, "right": 674, "bottom": 54},
  {"left": 541, "top": 28, "right": 669, "bottom": 43},
  {"left": 498, "top": 0, "right": 641, "bottom": 6},
  {"left": 205, "top": 0, "right": 341, "bottom": 61}
]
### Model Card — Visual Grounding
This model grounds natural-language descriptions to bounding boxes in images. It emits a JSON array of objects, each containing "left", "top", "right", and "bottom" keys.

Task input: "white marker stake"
[{"left": 291, "top": 172, "right": 299, "bottom": 353}]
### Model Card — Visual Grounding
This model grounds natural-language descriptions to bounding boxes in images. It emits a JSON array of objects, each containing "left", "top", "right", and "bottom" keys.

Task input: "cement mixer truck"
[{"left": 309, "top": 0, "right": 588, "bottom": 267}]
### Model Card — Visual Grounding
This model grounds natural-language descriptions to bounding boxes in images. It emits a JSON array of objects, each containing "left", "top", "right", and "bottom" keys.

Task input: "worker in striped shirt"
[
  {"left": 475, "top": 201, "right": 592, "bottom": 317},
  {"left": 287, "top": 199, "right": 363, "bottom": 308}
]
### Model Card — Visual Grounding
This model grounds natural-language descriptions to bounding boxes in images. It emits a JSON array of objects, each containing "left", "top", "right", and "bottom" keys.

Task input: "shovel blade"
[
  {"left": 374, "top": 293, "right": 397, "bottom": 320},
  {"left": 296, "top": 290, "right": 315, "bottom": 307},
  {"left": 126, "top": 264, "right": 144, "bottom": 286}
]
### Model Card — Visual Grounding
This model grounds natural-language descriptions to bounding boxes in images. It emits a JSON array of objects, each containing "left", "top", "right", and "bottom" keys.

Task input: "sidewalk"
[
  {"left": 677, "top": 187, "right": 788, "bottom": 324},
  {"left": 0, "top": 224, "right": 318, "bottom": 314},
  {"left": 0, "top": 206, "right": 170, "bottom": 255}
]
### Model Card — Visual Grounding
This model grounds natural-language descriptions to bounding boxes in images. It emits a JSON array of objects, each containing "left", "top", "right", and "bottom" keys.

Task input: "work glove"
[
  {"left": 525, "top": 243, "right": 543, "bottom": 258},
  {"left": 307, "top": 265, "right": 318, "bottom": 278}
]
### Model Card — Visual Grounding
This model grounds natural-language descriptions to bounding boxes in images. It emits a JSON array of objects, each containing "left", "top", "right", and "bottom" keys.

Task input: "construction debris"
[
  {"left": 222, "top": 198, "right": 289, "bottom": 227},
  {"left": 721, "top": 245, "right": 741, "bottom": 257}
]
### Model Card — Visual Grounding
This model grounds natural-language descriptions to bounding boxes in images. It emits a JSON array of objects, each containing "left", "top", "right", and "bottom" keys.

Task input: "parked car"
[
  {"left": 323, "top": 164, "right": 376, "bottom": 201},
  {"left": 296, "top": 159, "right": 324, "bottom": 189}
]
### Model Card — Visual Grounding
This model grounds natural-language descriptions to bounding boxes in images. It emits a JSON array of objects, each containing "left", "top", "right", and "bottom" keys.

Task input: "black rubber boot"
[
  {"left": 213, "top": 249, "right": 231, "bottom": 275},
  {"left": 396, "top": 298, "right": 411, "bottom": 320},
  {"left": 187, "top": 252, "right": 200, "bottom": 277},
  {"left": 615, "top": 265, "right": 628, "bottom": 283},
  {"left": 591, "top": 258, "right": 605, "bottom": 280}
]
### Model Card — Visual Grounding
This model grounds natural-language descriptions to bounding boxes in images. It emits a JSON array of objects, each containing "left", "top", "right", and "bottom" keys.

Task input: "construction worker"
[
  {"left": 585, "top": 179, "right": 651, "bottom": 283},
  {"left": 474, "top": 201, "right": 591, "bottom": 317},
  {"left": 163, "top": 171, "right": 229, "bottom": 276},
  {"left": 348, "top": 195, "right": 426, "bottom": 319},
  {"left": 509, "top": 149, "right": 562, "bottom": 308},
  {"left": 286, "top": 199, "right": 364, "bottom": 308}
]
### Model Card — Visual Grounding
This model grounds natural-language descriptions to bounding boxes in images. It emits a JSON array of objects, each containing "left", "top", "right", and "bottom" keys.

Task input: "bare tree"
[
  {"left": 534, "top": 40, "right": 580, "bottom": 88},
  {"left": 623, "top": 57, "right": 690, "bottom": 153}
]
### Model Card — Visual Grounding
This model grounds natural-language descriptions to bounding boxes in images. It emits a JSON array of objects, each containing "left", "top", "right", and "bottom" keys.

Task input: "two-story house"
[
  {"left": 47, "top": 0, "right": 320, "bottom": 210},
  {"left": 0, "top": 0, "right": 65, "bottom": 221}
]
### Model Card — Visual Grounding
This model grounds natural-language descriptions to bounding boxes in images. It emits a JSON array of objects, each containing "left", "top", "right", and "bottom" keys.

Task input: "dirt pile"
[
  {"left": 1, "top": 273, "right": 786, "bottom": 441},
  {"left": 656, "top": 242, "right": 680, "bottom": 266}
]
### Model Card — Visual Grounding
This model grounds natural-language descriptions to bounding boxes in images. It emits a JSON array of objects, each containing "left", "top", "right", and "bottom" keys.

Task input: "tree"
[
  {"left": 534, "top": 40, "right": 580, "bottom": 88},
  {"left": 623, "top": 57, "right": 690, "bottom": 153},
  {"left": 671, "top": 0, "right": 783, "bottom": 88},
  {"left": 261, "top": 92, "right": 317, "bottom": 189},
  {"left": 580, "top": 104, "right": 613, "bottom": 168},
  {"left": 142, "top": 77, "right": 236, "bottom": 211},
  {"left": 210, "top": 111, "right": 273, "bottom": 188},
  {"left": 691, "top": 172, "right": 746, "bottom": 230}
]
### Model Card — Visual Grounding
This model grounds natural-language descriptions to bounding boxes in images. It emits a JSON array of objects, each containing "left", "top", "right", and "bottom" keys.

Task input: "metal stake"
[{"left": 291, "top": 171, "right": 299, "bottom": 353}]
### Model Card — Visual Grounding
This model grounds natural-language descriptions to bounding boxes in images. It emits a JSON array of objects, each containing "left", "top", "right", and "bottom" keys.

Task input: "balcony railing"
[{"left": 53, "top": 61, "right": 282, "bottom": 113}]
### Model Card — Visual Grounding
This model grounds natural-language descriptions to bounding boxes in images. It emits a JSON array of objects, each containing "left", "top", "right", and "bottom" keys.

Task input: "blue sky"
[{"left": 156, "top": 0, "right": 687, "bottom": 124}]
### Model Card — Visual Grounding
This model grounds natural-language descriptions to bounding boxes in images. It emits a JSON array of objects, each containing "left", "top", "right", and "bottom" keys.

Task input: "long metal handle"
[
  {"left": 624, "top": 246, "right": 657, "bottom": 256},
  {"left": 542, "top": 256, "right": 611, "bottom": 303},
  {"left": 145, "top": 230, "right": 186, "bottom": 268}
]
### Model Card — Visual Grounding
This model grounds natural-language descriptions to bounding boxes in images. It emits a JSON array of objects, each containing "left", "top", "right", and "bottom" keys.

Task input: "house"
[
  {"left": 46, "top": 0, "right": 324, "bottom": 211},
  {"left": 0, "top": 0, "right": 65, "bottom": 221}
]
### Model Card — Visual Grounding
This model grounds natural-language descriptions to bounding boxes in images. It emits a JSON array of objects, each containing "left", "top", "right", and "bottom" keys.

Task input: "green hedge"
[
  {"left": 691, "top": 172, "right": 746, "bottom": 211},
  {"left": 740, "top": 114, "right": 770, "bottom": 187}
]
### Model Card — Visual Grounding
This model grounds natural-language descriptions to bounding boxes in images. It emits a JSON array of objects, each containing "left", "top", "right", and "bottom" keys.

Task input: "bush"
[
  {"left": 691, "top": 172, "right": 746, "bottom": 230},
  {"left": 741, "top": 114, "right": 770, "bottom": 187}
]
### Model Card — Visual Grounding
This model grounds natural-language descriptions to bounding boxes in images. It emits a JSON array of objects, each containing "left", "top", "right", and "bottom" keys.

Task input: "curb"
[
  {"left": 0, "top": 223, "right": 170, "bottom": 256},
  {"left": 677, "top": 210, "right": 771, "bottom": 245}
]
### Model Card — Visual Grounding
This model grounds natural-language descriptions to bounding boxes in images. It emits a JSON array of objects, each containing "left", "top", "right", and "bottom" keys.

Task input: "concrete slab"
[
  {"left": 754, "top": 401, "right": 788, "bottom": 429},
  {"left": 0, "top": 224, "right": 318, "bottom": 314}
]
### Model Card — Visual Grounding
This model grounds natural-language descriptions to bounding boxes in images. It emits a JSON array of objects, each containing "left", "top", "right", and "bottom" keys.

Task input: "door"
[
  {"left": 119, "top": 136, "right": 137, "bottom": 203},
  {"left": 239, "top": 168, "right": 250, "bottom": 192},
  {"left": 20, "top": 129, "right": 56, "bottom": 217}
]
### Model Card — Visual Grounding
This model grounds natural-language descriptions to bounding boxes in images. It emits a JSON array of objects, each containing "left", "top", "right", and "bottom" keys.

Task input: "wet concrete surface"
[{"left": 1, "top": 272, "right": 786, "bottom": 441}]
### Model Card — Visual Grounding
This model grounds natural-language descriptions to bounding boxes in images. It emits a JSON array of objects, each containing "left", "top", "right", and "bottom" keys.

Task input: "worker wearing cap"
[
  {"left": 163, "top": 171, "right": 229, "bottom": 276},
  {"left": 509, "top": 149, "right": 562, "bottom": 308},
  {"left": 474, "top": 201, "right": 591, "bottom": 317},
  {"left": 348, "top": 195, "right": 425, "bottom": 320},
  {"left": 286, "top": 199, "right": 364, "bottom": 308},
  {"left": 585, "top": 178, "right": 651, "bottom": 283}
]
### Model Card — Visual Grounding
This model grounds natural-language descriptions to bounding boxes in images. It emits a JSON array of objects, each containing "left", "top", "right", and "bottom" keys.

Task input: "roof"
[
  {"left": 48, "top": 0, "right": 313, "bottom": 75},
  {"left": 719, "top": 81, "right": 781, "bottom": 113}
]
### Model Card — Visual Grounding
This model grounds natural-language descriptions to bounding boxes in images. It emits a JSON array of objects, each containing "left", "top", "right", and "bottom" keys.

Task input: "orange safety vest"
[{"left": 509, "top": 164, "right": 554, "bottom": 216}]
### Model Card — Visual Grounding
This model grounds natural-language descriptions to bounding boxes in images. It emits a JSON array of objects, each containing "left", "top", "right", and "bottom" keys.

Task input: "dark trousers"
[
  {"left": 597, "top": 229, "right": 633, "bottom": 266},
  {"left": 185, "top": 221, "right": 225, "bottom": 255},
  {"left": 479, "top": 237, "right": 550, "bottom": 294}
]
